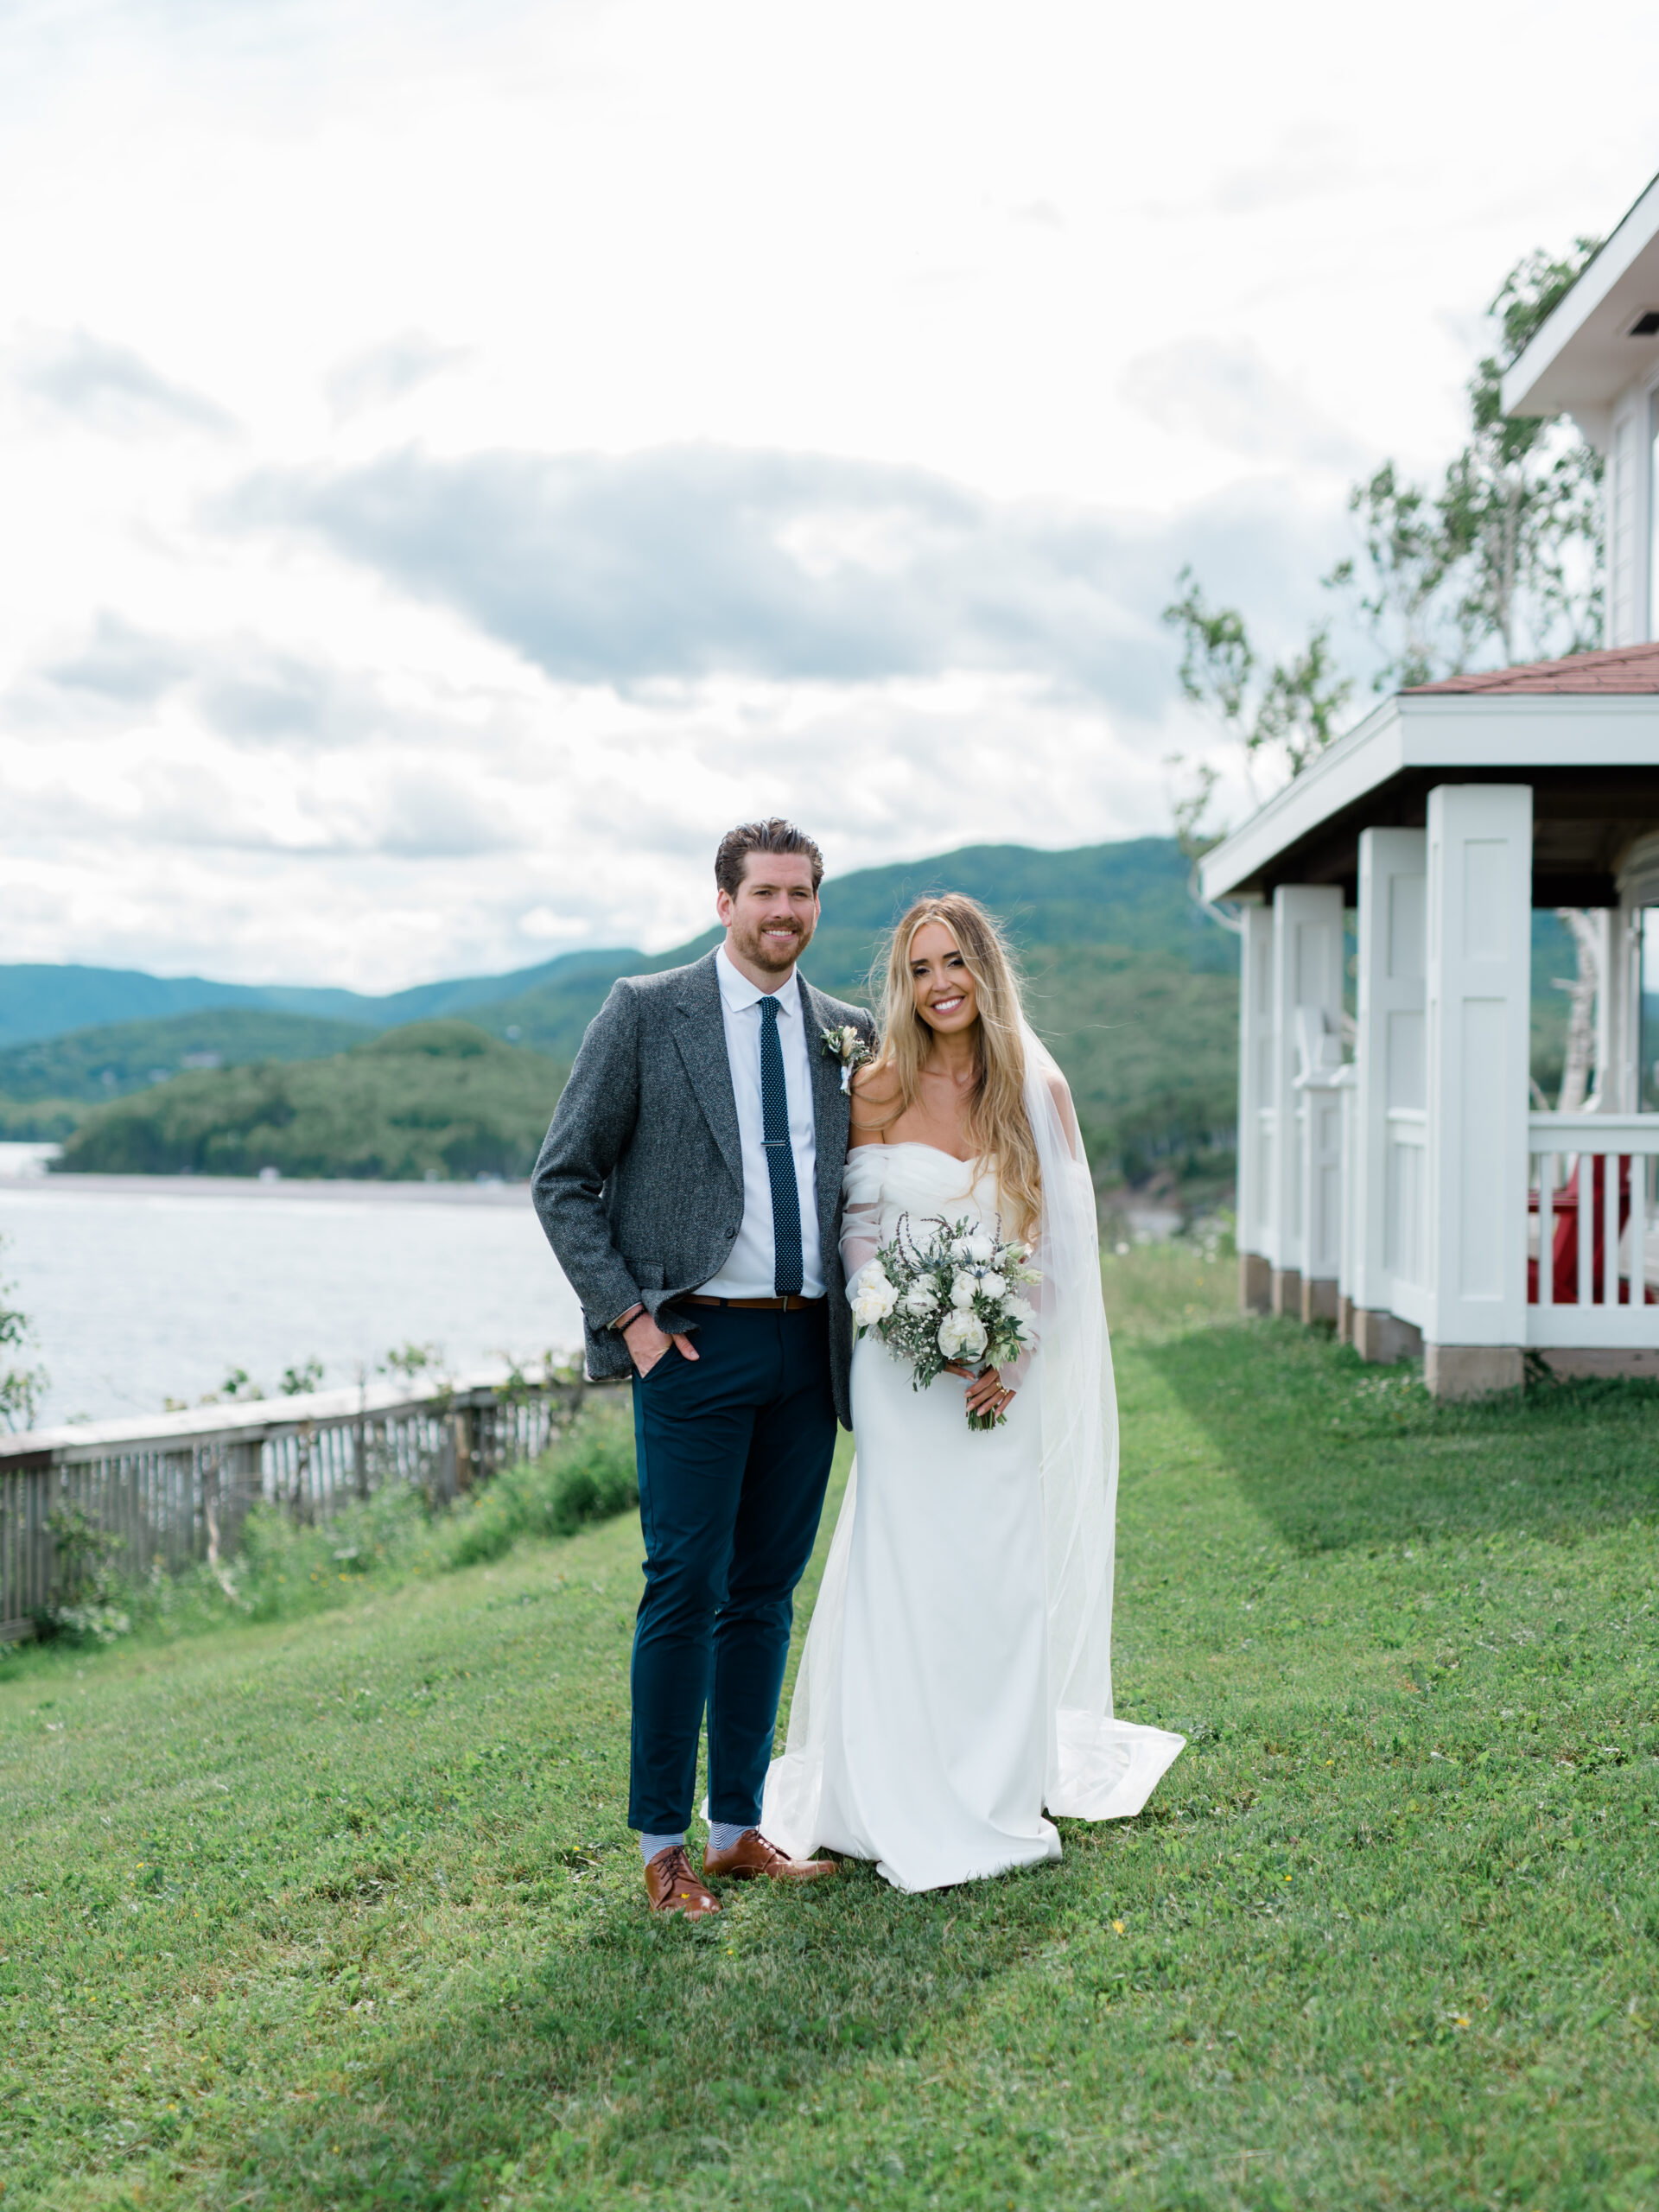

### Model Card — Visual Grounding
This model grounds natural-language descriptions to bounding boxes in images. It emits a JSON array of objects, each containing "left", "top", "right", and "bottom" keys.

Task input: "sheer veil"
[
  {"left": 1020, "top": 1022, "right": 1185, "bottom": 1819},
  {"left": 761, "top": 1023, "right": 1184, "bottom": 1855}
]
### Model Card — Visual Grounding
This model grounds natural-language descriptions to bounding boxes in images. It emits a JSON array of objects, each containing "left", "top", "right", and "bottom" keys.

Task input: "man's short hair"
[{"left": 715, "top": 818, "right": 824, "bottom": 899}]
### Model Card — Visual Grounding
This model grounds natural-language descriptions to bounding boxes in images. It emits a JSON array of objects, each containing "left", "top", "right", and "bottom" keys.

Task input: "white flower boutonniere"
[{"left": 820, "top": 1022, "right": 873, "bottom": 1096}]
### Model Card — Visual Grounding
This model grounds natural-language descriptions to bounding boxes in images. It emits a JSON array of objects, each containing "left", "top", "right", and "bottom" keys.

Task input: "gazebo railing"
[
  {"left": 1527, "top": 1114, "right": 1659, "bottom": 1347},
  {"left": 0, "top": 1362, "right": 604, "bottom": 1642}
]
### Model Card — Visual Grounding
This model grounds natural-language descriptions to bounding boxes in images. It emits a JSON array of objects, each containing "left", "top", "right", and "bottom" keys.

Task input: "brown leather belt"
[{"left": 683, "top": 1294, "right": 826, "bottom": 1312}]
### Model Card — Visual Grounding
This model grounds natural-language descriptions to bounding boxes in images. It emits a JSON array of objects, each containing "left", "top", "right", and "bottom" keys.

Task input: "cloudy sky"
[{"left": 4, "top": 0, "right": 1658, "bottom": 989}]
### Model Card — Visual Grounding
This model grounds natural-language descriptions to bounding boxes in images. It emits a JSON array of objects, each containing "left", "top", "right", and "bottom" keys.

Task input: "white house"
[{"left": 1198, "top": 175, "right": 1659, "bottom": 1399}]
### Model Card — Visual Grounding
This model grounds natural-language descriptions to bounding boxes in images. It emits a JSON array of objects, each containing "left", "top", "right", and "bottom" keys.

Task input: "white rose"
[
  {"left": 949, "top": 1236, "right": 974, "bottom": 1262},
  {"left": 938, "top": 1311, "right": 988, "bottom": 1362},
  {"left": 851, "top": 1272, "right": 898, "bottom": 1327},
  {"left": 950, "top": 1270, "right": 979, "bottom": 1309},
  {"left": 902, "top": 1280, "right": 939, "bottom": 1315},
  {"left": 965, "top": 1233, "right": 996, "bottom": 1265},
  {"left": 979, "top": 1270, "right": 1007, "bottom": 1300},
  {"left": 1005, "top": 1295, "right": 1039, "bottom": 1344}
]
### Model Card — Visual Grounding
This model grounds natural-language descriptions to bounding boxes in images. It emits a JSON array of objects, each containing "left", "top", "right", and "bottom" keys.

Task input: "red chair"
[{"left": 1528, "top": 1154, "right": 1657, "bottom": 1305}]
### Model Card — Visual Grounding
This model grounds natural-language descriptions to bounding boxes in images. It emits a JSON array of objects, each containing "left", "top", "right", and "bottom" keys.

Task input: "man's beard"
[{"left": 731, "top": 912, "right": 814, "bottom": 974}]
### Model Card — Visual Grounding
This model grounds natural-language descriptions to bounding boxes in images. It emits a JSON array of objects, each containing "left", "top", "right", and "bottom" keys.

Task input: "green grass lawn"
[{"left": 5, "top": 1268, "right": 1659, "bottom": 2210}]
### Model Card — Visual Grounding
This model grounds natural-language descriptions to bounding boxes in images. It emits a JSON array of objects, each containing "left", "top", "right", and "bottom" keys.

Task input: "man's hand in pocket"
[{"left": 624, "top": 1310, "right": 700, "bottom": 1376}]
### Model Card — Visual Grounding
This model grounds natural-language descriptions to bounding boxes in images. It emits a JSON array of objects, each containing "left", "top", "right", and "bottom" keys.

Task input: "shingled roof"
[{"left": 1408, "top": 642, "right": 1659, "bottom": 696}]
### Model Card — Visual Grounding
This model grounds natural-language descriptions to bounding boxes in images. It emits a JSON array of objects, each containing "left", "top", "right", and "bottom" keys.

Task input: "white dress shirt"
[{"left": 699, "top": 943, "right": 825, "bottom": 1300}]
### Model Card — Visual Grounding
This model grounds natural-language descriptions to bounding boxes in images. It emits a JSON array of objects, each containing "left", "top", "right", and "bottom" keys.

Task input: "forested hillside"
[
  {"left": 57, "top": 1023, "right": 566, "bottom": 1180},
  {"left": 17, "top": 834, "right": 1601, "bottom": 1190},
  {"left": 26, "top": 838, "right": 1244, "bottom": 1187}
]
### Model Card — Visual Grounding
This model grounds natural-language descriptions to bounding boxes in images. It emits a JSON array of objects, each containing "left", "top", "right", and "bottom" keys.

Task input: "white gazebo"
[
  {"left": 1201, "top": 651, "right": 1659, "bottom": 1396},
  {"left": 1201, "top": 177, "right": 1659, "bottom": 1398}
]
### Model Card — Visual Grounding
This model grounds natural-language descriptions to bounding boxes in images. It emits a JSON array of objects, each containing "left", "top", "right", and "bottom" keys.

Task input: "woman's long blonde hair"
[{"left": 865, "top": 893, "right": 1041, "bottom": 1239}]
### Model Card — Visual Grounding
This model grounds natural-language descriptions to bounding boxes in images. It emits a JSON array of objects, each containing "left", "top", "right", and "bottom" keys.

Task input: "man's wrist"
[{"left": 611, "top": 1303, "right": 646, "bottom": 1333}]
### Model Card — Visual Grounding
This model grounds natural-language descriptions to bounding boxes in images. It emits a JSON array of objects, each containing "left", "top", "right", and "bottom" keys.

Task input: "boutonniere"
[{"left": 820, "top": 1022, "right": 873, "bottom": 1096}]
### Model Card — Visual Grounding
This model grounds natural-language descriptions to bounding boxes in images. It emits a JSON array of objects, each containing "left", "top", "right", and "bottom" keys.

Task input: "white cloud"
[
  {"left": 3, "top": 0, "right": 1658, "bottom": 988},
  {"left": 12, "top": 329, "right": 236, "bottom": 438}
]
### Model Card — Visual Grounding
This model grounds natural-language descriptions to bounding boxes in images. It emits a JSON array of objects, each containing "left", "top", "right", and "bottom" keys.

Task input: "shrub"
[{"left": 442, "top": 1402, "right": 638, "bottom": 1568}]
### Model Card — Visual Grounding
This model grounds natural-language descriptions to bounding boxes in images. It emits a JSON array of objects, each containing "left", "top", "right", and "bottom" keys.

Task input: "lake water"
[{"left": 0, "top": 1174, "right": 584, "bottom": 1430}]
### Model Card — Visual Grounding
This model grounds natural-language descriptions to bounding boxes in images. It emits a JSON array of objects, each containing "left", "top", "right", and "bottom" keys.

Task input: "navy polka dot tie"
[{"left": 760, "top": 994, "right": 804, "bottom": 1298}]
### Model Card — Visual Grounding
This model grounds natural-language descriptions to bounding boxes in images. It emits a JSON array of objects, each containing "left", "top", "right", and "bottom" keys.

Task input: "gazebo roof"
[
  {"left": 1198, "top": 647, "right": 1659, "bottom": 907},
  {"left": 1408, "top": 641, "right": 1659, "bottom": 696}
]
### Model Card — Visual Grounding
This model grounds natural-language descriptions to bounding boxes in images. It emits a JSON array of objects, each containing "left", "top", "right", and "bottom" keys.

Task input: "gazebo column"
[
  {"left": 1236, "top": 903, "right": 1274, "bottom": 1313},
  {"left": 1268, "top": 884, "right": 1344, "bottom": 1319},
  {"left": 1350, "top": 828, "right": 1427, "bottom": 1363},
  {"left": 1422, "top": 784, "right": 1534, "bottom": 1399}
]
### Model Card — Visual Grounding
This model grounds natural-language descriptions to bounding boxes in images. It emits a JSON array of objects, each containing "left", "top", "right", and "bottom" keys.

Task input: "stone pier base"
[
  {"left": 1270, "top": 1267, "right": 1302, "bottom": 1319},
  {"left": 1300, "top": 1274, "right": 1338, "bottom": 1326},
  {"left": 1535, "top": 1347, "right": 1659, "bottom": 1381},
  {"left": 1337, "top": 1294, "right": 1354, "bottom": 1345},
  {"left": 1352, "top": 1309, "right": 1424, "bottom": 1364},
  {"left": 1239, "top": 1252, "right": 1272, "bottom": 1315},
  {"left": 1425, "top": 1344, "right": 1523, "bottom": 1400}
]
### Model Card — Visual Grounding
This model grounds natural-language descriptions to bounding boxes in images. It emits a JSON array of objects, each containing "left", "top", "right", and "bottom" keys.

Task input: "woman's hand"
[{"left": 945, "top": 1361, "right": 1014, "bottom": 1420}]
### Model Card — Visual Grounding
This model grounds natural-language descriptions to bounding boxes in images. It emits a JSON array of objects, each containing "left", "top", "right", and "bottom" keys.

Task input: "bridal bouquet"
[{"left": 850, "top": 1213, "right": 1039, "bottom": 1430}]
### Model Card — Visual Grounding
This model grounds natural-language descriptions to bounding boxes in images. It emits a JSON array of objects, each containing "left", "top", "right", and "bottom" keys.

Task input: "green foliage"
[
  {"left": 1333, "top": 238, "right": 1605, "bottom": 687},
  {"left": 1163, "top": 564, "right": 1353, "bottom": 817},
  {"left": 37, "top": 1503, "right": 130, "bottom": 1644},
  {"left": 441, "top": 1412, "right": 639, "bottom": 1568},
  {"left": 0, "top": 1005, "right": 372, "bottom": 1107},
  {"left": 48, "top": 1395, "right": 639, "bottom": 1648},
  {"left": 5, "top": 1325, "right": 1659, "bottom": 2209},
  {"left": 0, "top": 1232, "right": 47, "bottom": 1433},
  {"left": 56, "top": 1019, "right": 567, "bottom": 1180}
]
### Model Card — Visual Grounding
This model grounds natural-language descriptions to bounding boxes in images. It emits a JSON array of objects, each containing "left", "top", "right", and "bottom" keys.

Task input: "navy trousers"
[{"left": 628, "top": 1303, "right": 838, "bottom": 1835}]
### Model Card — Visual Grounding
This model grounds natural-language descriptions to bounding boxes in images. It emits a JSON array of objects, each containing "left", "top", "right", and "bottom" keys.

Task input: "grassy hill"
[{"left": 56, "top": 1021, "right": 566, "bottom": 1181}]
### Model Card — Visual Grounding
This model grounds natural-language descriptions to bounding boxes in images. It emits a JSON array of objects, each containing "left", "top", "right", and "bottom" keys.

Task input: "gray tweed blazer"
[{"left": 531, "top": 950, "right": 876, "bottom": 1428}]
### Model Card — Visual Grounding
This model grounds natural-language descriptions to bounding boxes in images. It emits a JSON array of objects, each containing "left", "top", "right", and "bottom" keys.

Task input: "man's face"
[{"left": 717, "top": 853, "right": 820, "bottom": 975}]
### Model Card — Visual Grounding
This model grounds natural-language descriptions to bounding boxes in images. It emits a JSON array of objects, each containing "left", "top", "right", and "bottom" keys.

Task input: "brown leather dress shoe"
[
  {"left": 644, "top": 1844, "right": 721, "bottom": 1919},
  {"left": 701, "top": 1828, "right": 836, "bottom": 1882}
]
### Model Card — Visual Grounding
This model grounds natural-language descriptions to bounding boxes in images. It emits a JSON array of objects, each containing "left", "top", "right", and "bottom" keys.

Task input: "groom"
[{"left": 532, "top": 818, "right": 875, "bottom": 1917}]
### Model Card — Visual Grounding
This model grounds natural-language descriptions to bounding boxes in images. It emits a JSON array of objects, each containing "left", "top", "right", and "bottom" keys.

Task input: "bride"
[{"left": 761, "top": 893, "right": 1185, "bottom": 1891}]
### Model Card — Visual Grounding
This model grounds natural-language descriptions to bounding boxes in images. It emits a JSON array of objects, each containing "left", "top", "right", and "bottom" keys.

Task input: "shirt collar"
[{"left": 716, "top": 942, "right": 797, "bottom": 1017}]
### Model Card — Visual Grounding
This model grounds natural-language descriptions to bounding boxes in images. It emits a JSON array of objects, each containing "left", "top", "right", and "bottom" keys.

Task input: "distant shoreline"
[{"left": 0, "top": 1173, "right": 533, "bottom": 1207}]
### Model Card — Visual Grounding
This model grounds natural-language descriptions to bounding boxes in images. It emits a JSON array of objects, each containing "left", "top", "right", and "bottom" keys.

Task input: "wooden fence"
[{"left": 0, "top": 1363, "right": 603, "bottom": 1641}]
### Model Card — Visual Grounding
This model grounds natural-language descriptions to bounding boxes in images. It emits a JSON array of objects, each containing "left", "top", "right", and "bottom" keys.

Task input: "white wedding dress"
[{"left": 761, "top": 1030, "right": 1185, "bottom": 1893}]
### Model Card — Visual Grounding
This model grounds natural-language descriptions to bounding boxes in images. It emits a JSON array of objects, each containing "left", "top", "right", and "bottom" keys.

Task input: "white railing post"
[
  {"left": 1269, "top": 884, "right": 1344, "bottom": 1320},
  {"left": 1422, "top": 785, "right": 1534, "bottom": 1398},
  {"left": 1351, "top": 827, "right": 1427, "bottom": 1363},
  {"left": 1336, "top": 1064, "right": 1357, "bottom": 1340},
  {"left": 1236, "top": 902, "right": 1274, "bottom": 1313},
  {"left": 1295, "top": 1021, "right": 1345, "bottom": 1324},
  {"left": 1526, "top": 1113, "right": 1659, "bottom": 1363}
]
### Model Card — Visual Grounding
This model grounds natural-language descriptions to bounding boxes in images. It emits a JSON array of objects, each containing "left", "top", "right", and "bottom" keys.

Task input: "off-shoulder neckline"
[{"left": 847, "top": 1140, "right": 981, "bottom": 1167}]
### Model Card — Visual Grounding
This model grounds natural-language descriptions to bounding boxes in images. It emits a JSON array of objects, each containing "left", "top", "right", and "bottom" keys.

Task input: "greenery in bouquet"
[{"left": 849, "top": 1212, "right": 1039, "bottom": 1429}]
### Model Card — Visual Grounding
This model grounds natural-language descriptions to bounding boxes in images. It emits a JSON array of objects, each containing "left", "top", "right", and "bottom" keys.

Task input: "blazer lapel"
[
  {"left": 799, "top": 975, "right": 852, "bottom": 1243},
  {"left": 671, "top": 952, "right": 743, "bottom": 1187}
]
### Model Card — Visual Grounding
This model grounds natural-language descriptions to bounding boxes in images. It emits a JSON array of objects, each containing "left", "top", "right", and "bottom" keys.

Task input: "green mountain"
[
  {"left": 0, "top": 948, "right": 637, "bottom": 1052},
  {"left": 57, "top": 1022, "right": 566, "bottom": 1181},
  {"left": 45, "top": 840, "right": 1240, "bottom": 1186},
  {"left": 0, "top": 1007, "right": 375, "bottom": 1106}
]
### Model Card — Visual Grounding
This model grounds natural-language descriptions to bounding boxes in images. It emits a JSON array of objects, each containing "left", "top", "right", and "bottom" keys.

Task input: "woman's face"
[{"left": 908, "top": 920, "right": 979, "bottom": 1038}]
